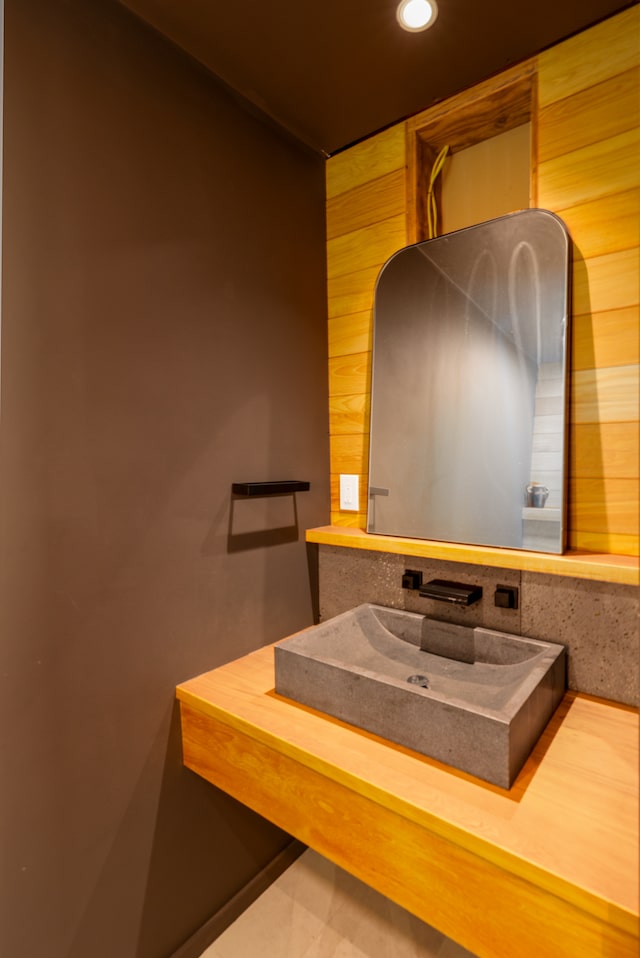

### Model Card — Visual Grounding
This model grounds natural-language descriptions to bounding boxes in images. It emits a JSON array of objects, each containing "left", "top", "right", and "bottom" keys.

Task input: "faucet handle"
[{"left": 402, "top": 569, "right": 423, "bottom": 590}]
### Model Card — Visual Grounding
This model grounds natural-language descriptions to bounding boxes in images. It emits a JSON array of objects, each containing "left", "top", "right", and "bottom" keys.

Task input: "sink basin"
[{"left": 274, "top": 604, "right": 566, "bottom": 788}]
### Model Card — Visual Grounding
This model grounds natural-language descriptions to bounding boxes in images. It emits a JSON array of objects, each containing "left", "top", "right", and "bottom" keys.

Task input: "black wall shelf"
[{"left": 232, "top": 481, "right": 310, "bottom": 497}]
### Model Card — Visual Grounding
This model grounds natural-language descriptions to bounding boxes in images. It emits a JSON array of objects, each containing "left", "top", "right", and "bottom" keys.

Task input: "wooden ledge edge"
[{"left": 305, "top": 526, "right": 639, "bottom": 585}]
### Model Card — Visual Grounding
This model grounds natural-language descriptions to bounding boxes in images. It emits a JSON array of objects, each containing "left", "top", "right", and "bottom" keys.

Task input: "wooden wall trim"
[
  {"left": 406, "top": 59, "right": 535, "bottom": 243},
  {"left": 306, "top": 525, "right": 639, "bottom": 585}
]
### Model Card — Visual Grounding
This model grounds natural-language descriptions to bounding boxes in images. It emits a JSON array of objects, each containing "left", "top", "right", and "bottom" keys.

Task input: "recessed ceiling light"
[{"left": 397, "top": 0, "right": 438, "bottom": 32}]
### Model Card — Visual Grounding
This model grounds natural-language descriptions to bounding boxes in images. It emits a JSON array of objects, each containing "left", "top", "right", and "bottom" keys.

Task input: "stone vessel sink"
[{"left": 274, "top": 604, "right": 566, "bottom": 788}]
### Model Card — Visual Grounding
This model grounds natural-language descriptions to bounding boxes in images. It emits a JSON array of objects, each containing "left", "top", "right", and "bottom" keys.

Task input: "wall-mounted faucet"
[
  {"left": 419, "top": 579, "right": 483, "bottom": 606},
  {"left": 402, "top": 571, "right": 482, "bottom": 606}
]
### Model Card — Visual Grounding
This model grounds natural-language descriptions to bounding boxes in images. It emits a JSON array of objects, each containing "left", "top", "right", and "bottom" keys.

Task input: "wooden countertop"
[
  {"left": 306, "top": 525, "right": 640, "bottom": 585},
  {"left": 177, "top": 643, "right": 639, "bottom": 958}
]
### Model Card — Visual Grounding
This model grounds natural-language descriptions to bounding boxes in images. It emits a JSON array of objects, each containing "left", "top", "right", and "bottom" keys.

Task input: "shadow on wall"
[
  {"left": 569, "top": 245, "right": 607, "bottom": 551},
  {"left": 65, "top": 704, "right": 291, "bottom": 958},
  {"left": 201, "top": 482, "right": 321, "bottom": 620},
  {"left": 226, "top": 491, "right": 302, "bottom": 553}
]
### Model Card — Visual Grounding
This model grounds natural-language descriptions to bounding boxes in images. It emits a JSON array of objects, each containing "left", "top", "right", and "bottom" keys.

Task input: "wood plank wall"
[
  {"left": 325, "top": 6, "right": 639, "bottom": 555},
  {"left": 326, "top": 125, "right": 407, "bottom": 527},
  {"left": 537, "top": 7, "right": 639, "bottom": 556}
]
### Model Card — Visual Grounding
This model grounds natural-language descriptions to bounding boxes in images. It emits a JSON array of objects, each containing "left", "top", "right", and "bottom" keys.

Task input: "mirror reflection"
[{"left": 368, "top": 209, "right": 570, "bottom": 553}]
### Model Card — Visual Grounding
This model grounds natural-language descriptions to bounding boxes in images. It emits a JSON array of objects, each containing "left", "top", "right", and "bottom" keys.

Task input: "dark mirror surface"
[{"left": 368, "top": 209, "right": 570, "bottom": 553}]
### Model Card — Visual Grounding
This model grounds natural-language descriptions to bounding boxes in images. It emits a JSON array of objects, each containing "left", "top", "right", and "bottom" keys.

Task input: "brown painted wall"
[{"left": 0, "top": 1, "right": 329, "bottom": 957}]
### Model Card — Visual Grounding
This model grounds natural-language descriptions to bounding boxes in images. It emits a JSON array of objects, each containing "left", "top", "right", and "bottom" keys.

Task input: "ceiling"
[{"left": 118, "top": 0, "right": 634, "bottom": 156}]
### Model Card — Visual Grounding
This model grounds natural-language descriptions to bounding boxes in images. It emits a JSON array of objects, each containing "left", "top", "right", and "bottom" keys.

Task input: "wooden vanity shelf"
[
  {"left": 177, "top": 644, "right": 639, "bottom": 958},
  {"left": 306, "top": 525, "right": 639, "bottom": 586}
]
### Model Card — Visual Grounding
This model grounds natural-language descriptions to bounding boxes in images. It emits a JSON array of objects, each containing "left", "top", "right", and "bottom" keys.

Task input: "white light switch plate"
[{"left": 340, "top": 474, "right": 359, "bottom": 511}]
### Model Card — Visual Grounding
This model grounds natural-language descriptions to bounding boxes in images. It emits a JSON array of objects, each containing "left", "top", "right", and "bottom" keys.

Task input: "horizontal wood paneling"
[
  {"left": 537, "top": 5, "right": 640, "bottom": 107},
  {"left": 573, "top": 306, "right": 640, "bottom": 371},
  {"left": 329, "top": 511, "right": 368, "bottom": 528},
  {"left": 328, "top": 310, "right": 373, "bottom": 357},
  {"left": 328, "top": 351, "right": 370, "bottom": 397},
  {"left": 572, "top": 365, "right": 640, "bottom": 424},
  {"left": 326, "top": 122, "right": 405, "bottom": 524},
  {"left": 327, "top": 170, "right": 405, "bottom": 240},
  {"left": 569, "top": 529, "right": 639, "bottom": 556},
  {"left": 573, "top": 247, "right": 639, "bottom": 317},
  {"left": 327, "top": 214, "right": 406, "bottom": 279},
  {"left": 330, "top": 433, "right": 369, "bottom": 475},
  {"left": 326, "top": 125, "right": 406, "bottom": 199},
  {"left": 560, "top": 190, "right": 640, "bottom": 260},
  {"left": 538, "top": 68, "right": 639, "bottom": 163},
  {"left": 570, "top": 477, "right": 639, "bottom": 536},
  {"left": 329, "top": 392, "right": 370, "bottom": 435},
  {"left": 538, "top": 128, "right": 640, "bottom": 212},
  {"left": 325, "top": 8, "right": 639, "bottom": 549},
  {"left": 327, "top": 266, "right": 380, "bottom": 319},
  {"left": 535, "top": 9, "right": 639, "bottom": 560},
  {"left": 571, "top": 423, "right": 639, "bottom": 479}
]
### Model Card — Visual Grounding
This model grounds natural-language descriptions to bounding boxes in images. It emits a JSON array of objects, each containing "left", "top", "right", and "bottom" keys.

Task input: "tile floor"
[{"left": 200, "top": 849, "right": 477, "bottom": 958}]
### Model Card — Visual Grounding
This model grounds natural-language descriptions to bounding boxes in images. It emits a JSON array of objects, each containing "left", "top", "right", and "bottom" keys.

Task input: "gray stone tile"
[
  {"left": 520, "top": 572, "right": 639, "bottom": 706},
  {"left": 319, "top": 546, "right": 639, "bottom": 706},
  {"left": 318, "top": 546, "right": 405, "bottom": 620},
  {"left": 399, "top": 558, "right": 521, "bottom": 633},
  {"left": 319, "top": 545, "right": 522, "bottom": 632}
]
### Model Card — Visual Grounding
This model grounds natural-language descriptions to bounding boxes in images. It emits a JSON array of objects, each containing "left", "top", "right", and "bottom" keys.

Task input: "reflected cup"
[{"left": 526, "top": 483, "right": 549, "bottom": 508}]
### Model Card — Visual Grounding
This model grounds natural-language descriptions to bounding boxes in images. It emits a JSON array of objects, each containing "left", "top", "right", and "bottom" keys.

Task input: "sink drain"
[{"left": 407, "top": 674, "right": 430, "bottom": 688}]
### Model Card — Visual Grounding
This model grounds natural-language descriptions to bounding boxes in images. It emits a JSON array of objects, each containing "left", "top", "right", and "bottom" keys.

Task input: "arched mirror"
[{"left": 368, "top": 209, "right": 570, "bottom": 553}]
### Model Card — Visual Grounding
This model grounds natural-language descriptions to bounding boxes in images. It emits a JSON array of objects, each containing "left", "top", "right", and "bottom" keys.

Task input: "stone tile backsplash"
[
  {"left": 520, "top": 572, "right": 638, "bottom": 706},
  {"left": 318, "top": 545, "right": 639, "bottom": 707}
]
